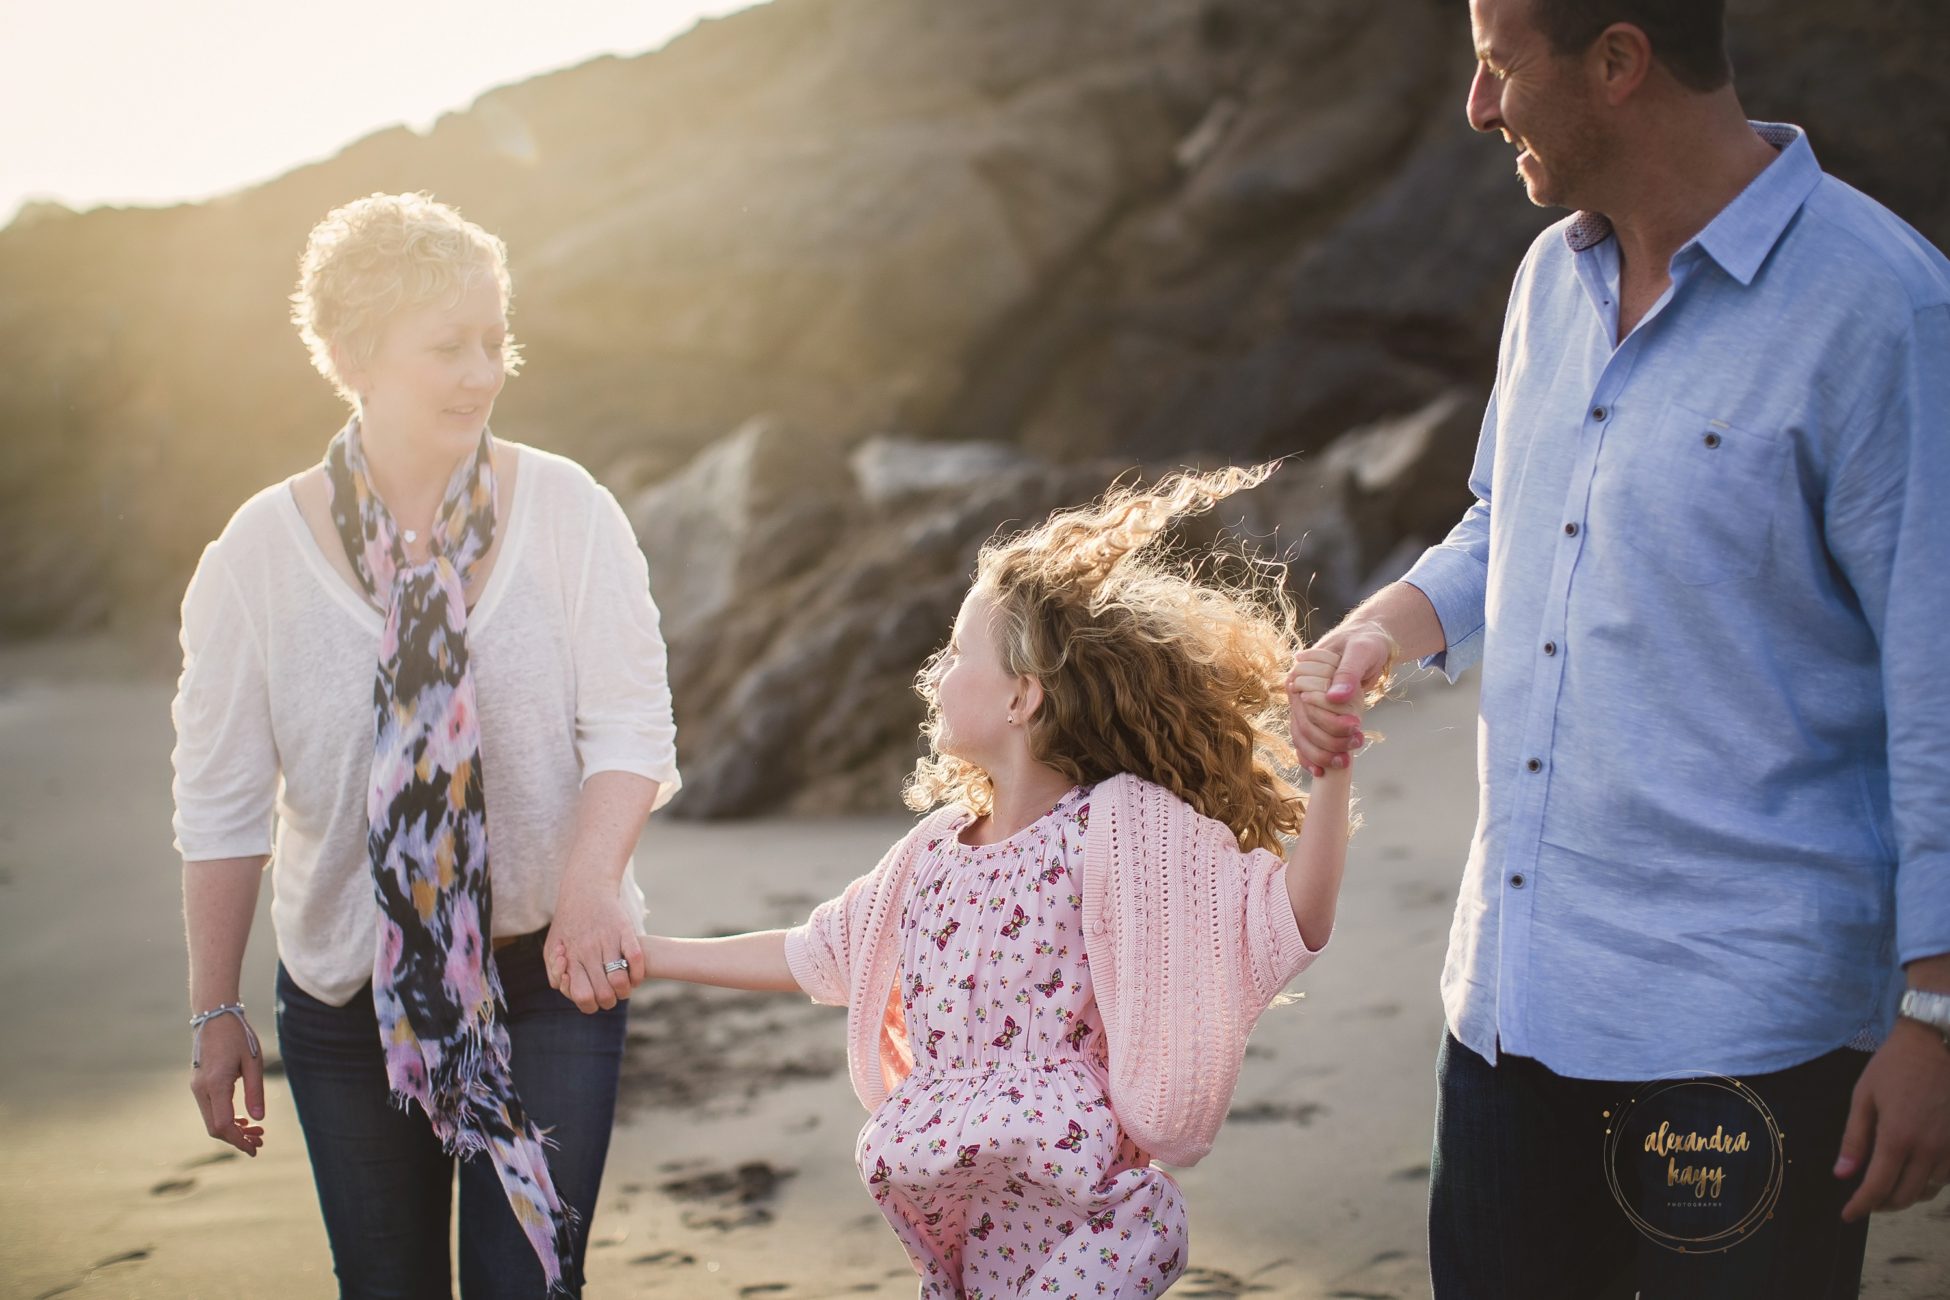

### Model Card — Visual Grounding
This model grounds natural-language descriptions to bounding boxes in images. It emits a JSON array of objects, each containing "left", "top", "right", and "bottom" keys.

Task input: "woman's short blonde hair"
[
  {"left": 290, "top": 192, "right": 520, "bottom": 405},
  {"left": 905, "top": 465, "right": 1311, "bottom": 856}
]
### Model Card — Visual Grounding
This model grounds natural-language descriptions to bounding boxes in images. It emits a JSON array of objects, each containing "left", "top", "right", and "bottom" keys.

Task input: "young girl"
[{"left": 626, "top": 465, "right": 1366, "bottom": 1296}]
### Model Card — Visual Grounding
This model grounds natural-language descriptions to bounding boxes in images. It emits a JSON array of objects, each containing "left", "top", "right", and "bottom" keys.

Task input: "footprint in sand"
[
  {"left": 34, "top": 1249, "right": 156, "bottom": 1300},
  {"left": 659, "top": 1160, "right": 797, "bottom": 1232},
  {"left": 630, "top": 1249, "right": 698, "bottom": 1269},
  {"left": 619, "top": 994, "right": 843, "bottom": 1121},
  {"left": 661, "top": 1161, "right": 794, "bottom": 1203},
  {"left": 1175, "top": 1267, "right": 1273, "bottom": 1297},
  {"left": 1225, "top": 1100, "right": 1324, "bottom": 1126},
  {"left": 150, "top": 1149, "right": 246, "bottom": 1198},
  {"left": 94, "top": 1250, "right": 150, "bottom": 1267}
]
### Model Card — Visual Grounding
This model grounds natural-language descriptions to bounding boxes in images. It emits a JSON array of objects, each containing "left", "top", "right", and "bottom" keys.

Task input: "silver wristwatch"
[{"left": 1898, "top": 989, "right": 1950, "bottom": 1049}]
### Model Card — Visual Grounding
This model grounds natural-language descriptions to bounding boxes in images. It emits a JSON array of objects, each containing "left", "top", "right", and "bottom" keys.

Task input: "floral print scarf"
[{"left": 326, "top": 419, "right": 575, "bottom": 1288}]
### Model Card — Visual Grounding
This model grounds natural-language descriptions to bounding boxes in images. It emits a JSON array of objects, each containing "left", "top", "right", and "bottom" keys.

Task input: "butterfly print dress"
[{"left": 856, "top": 785, "right": 1187, "bottom": 1298}]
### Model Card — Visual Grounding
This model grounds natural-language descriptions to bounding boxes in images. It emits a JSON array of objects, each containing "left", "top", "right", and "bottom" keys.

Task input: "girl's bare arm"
[{"left": 645, "top": 931, "right": 800, "bottom": 992}]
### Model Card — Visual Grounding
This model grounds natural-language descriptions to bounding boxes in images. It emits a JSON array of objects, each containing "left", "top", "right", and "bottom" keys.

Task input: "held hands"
[
  {"left": 1287, "top": 644, "right": 1373, "bottom": 776},
  {"left": 1286, "top": 626, "right": 1393, "bottom": 776},
  {"left": 189, "top": 1013, "right": 266, "bottom": 1157},
  {"left": 1835, "top": 1019, "right": 1950, "bottom": 1220},
  {"left": 544, "top": 873, "right": 647, "bottom": 1014}
]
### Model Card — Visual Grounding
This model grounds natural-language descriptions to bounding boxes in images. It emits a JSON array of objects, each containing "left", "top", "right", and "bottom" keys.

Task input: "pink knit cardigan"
[{"left": 781, "top": 772, "right": 1324, "bottom": 1167}]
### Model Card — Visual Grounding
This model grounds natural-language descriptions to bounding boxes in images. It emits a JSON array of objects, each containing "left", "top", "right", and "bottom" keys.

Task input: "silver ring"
[{"left": 602, "top": 958, "right": 630, "bottom": 974}]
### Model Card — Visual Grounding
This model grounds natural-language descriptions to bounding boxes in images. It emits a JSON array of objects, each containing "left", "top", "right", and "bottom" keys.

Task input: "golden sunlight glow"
[{"left": 0, "top": 0, "right": 768, "bottom": 228}]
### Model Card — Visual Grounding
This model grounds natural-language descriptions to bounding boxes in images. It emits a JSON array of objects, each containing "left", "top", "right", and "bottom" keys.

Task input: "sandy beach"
[{"left": 2, "top": 638, "right": 1945, "bottom": 1299}]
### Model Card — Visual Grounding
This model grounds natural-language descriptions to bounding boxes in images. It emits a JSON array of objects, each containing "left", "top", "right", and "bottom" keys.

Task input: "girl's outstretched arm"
[
  {"left": 645, "top": 931, "right": 801, "bottom": 993},
  {"left": 1285, "top": 648, "right": 1368, "bottom": 950}
]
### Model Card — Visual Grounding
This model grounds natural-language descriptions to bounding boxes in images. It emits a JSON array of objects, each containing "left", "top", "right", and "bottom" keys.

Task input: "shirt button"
[
  {"left": 1510, "top": 874, "right": 1527, "bottom": 889},
  {"left": 1703, "top": 431, "right": 1722, "bottom": 449},
  {"left": 1543, "top": 641, "right": 1557, "bottom": 656},
  {"left": 1591, "top": 407, "right": 1608, "bottom": 422},
  {"left": 1525, "top": 758, "right": 1543, "bottom": 773},
  {"left": 1563, "top": 522, "right": 1580, "bottom": 537}
]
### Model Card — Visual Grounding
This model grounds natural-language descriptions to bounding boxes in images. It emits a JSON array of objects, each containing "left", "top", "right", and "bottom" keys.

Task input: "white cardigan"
[{"left": 170, "top": 442, "right": 681, "bottom": 1005}]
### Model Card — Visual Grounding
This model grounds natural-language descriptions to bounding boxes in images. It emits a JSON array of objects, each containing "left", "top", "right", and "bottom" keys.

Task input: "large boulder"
[
  {"left": 658, "top": 438, "right": 1124, "bottom": 817},
  {"left": 626, "top": 414, "right": 852, "bottom": 643},
  {"left": 4, "top": 0, "right": 1946, "bottom": 810},
  {"left": 6, "top": 0, "right": 1945, "bottom": 637}
]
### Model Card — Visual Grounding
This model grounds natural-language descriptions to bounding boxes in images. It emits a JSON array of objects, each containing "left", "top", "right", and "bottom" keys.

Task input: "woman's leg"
[
  {"left": 275, "top": 963, "right": 454, "bottom": 1300},
  {"left": 457, "top": 933, "right": 629, "bottom": 1300}
]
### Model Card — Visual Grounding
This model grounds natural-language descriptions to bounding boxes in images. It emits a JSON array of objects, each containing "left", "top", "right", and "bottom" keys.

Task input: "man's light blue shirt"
[{"left": 1402, "top": 123, "right": 1950, "bottom": 1079}]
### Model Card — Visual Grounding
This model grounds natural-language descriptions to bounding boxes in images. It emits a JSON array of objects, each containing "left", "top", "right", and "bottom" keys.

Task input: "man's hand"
[
  {"left": 1285, "top": 622, "right": 1397, "bottom": 776},
  {"left": 1835, "top": 1017, "right": 1950, "bottom": 1220},
  {"left": 1288, "top": 647, "right": 1369, "bottom": 774}
]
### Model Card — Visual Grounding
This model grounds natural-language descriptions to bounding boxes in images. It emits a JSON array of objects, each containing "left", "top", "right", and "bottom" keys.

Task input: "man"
[{"left": 1289, "top": 0, "right": 1950, "bottom": 1294}]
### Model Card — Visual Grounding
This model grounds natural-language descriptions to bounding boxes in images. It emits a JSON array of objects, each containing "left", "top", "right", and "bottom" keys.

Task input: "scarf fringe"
[{"left": 392, "top": 1013, "right": 578, "bottom": 1289}]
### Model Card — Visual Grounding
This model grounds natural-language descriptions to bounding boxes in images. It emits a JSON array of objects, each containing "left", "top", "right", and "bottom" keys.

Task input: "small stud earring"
[{"left": 1007, "top": 713, "right": 1015, "bottom": 725}]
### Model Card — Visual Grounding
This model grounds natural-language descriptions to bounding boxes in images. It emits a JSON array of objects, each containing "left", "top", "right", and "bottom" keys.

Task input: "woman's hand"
[
  {"left": 1288, "top": 645, "right": 1369, "bottom": 772},
  {"left": 189, "top": 1014, "right": 266, "bottom": 1156},
  {"left": 544, "top": 872, "right": 646, "bottom": 1013}
]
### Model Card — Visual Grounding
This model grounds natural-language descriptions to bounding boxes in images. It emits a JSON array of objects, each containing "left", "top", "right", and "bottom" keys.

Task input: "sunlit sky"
[{"left": 0, "top": 0, "right": 767, "bottom": 229}]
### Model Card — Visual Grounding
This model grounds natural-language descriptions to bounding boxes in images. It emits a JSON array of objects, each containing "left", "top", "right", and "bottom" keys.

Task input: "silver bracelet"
[{"left": 189, "top": 1001, "right": 261, "bottom": 1069}]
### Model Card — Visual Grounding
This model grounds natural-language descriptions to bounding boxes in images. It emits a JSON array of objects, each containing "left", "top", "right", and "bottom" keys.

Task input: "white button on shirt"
[{"left": 1403, "top": 124, "right": 1950, "bottom": 1080}]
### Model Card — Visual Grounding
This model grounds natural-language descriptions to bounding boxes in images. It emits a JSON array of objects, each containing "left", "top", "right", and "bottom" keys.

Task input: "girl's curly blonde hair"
[
  {"left": 290, "top": 191, "right": 521, "bottom": 406},
  {"left": 905, "top": 465, "right": 1306, "bottom": 855}
]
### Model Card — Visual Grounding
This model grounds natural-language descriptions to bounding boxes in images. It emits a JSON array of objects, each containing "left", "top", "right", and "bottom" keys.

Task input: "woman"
[{"left": 171, "top": 191, "right": 680, "bottom": 1298}]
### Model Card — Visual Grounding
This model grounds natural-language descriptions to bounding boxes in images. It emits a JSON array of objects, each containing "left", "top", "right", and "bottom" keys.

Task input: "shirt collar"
[{"left": 1564, "top": 121, "right": 1822, "bottom": 286}]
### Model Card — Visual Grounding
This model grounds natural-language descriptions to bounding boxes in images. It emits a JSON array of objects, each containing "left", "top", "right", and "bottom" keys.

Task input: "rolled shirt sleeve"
[
  {"left": 571, "top": 485, "right": 683, "bottom": 807},
  {"left": 1823, "top": 303, "right": 1950, "bottom": 966},
  {"left": 1400, "top": 386, "right": 1495, "bottom": 682},
  {"left": 170, "top": 544, "right": 279, "bottom": 861}
]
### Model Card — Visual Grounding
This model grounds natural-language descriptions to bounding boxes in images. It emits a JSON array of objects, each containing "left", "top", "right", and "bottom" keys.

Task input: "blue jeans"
[
  {"left": 1429, "top": 1029, "right": 1871, "bottom": 1300},
  {"left": 275, "top": 931, "right": 628, "bottom": 1299}
]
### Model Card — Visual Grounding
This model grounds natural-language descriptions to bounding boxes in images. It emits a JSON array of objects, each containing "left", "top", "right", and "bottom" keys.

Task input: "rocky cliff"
[{"left": 3, "top": 0, "right": 1944, "bottom": 811}]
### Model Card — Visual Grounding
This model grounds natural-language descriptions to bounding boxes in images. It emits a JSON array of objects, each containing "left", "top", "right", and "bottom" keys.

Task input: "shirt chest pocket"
[{"left": 1603, "top": 399, "right": 1790, "bottom": 586}]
